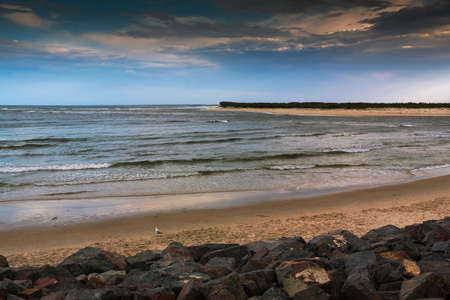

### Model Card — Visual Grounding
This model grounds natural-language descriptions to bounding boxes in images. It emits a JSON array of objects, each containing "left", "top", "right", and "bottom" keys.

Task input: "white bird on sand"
[{"left": 155, "top": 227, "right": 163, "bottom": 234}]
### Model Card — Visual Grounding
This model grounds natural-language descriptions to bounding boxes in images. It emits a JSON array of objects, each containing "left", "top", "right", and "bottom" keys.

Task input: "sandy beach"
[
  {"left": 208, "top": 107, "right": 450, "bottom": 117},
  {"left": 2, "top": 174, "right": 449, "bottom": 268}
]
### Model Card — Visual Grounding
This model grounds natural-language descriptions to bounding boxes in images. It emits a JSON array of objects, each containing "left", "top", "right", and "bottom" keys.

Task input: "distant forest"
[{"left": 219, "top": 102, "right": 450, "bottom": 109}]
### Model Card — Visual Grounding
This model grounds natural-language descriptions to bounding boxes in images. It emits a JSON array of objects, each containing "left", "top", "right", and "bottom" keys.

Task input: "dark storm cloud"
[
  {"left": 365, "top": 0, "right": 450, "bottom": 36},
  {"left": 218, "top": 0, "right": 392, "bottom": 14},
  {"left": 119, "top": 11, "right": 291, "bottom": 38}
]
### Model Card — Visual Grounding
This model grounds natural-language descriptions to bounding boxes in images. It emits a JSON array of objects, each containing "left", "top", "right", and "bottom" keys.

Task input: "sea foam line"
[{"left": 0, "top": 163, "right": 112, "bottom": 173}]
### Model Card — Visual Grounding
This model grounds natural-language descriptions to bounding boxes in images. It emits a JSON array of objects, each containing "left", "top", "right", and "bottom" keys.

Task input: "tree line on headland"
[{"left": 219, "top": 102, "right": 450, "bottom": 109}]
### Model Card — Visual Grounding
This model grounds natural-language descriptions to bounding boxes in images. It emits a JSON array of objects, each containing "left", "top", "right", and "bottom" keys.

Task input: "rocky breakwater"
[{"left": 1, "top": 217, "right": 450, "bottom": 300}]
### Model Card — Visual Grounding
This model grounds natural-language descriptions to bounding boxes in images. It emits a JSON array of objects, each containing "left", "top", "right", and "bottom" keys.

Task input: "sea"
[{"left": 0, "top": 105, "right": 449, "bottom": 227}]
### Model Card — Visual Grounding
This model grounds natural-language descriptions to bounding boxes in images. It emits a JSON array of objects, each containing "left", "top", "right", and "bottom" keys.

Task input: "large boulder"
[
  {"left": 200, "top": 246, "right": 250, "bottom": 265},
  {"left": 162, "top": 242, "right": 194, "bottom": 262},
  {"left": 399, "top": 272, "right": 447, "bottom": 300},
  {"left": 0, "top": 255, "right": 9, "bottom": 268},
  {"left": 188, "top": 244, "right": 239, "bottom": 262},
  {"left": 57, "top": 247, "right": 127, "bottom": 276}
]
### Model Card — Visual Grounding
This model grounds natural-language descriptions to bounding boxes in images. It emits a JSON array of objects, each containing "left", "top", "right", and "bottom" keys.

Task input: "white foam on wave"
[
  {"left": 267, "top": 164, "right": 315, "bottom": 170},
  {"left": 413, "top": 164, "right": 450, "bottom": 172},
  {"left": 0, "top": 163, "right": 112, "bottom": 173}
]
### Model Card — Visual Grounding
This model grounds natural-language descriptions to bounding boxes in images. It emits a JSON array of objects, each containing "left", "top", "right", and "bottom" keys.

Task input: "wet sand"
[
  {"left": 2, "top": 175, "right": 449, "bottom": 267},
  {"left": 208, "top": 107, "right": 450, "bottom": 117}
]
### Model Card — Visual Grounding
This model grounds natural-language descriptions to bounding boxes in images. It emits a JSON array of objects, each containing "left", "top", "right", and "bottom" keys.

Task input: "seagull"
[{"left": 155, "top": 227, "right": 163, "bottom": 234}]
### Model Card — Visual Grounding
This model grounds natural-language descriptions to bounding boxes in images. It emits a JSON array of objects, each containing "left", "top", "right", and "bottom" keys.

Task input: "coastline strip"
[
  {"left": 207, "top": 107, "right": 450, "bottom": 117},
  {"left": 2, "top": 174, "right": 449, "bottom": 267}
]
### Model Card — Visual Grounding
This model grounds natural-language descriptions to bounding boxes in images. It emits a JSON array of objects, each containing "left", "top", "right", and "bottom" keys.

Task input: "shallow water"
[{"left": 0, "top": 105, "right": 449, "bottom": 203}]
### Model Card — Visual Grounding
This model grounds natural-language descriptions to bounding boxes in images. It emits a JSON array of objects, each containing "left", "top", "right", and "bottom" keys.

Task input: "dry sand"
[
  {"left": 208, "top": 107, "right": 450, "bottom": 117},
  {"left": 2, "top": 175, "right": 449, "bottom": 268}
]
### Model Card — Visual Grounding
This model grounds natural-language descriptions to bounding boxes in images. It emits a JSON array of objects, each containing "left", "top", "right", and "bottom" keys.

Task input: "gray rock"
[
  {"left": 135, "top": 287, "right": 176, "bottom": 300},
  {"left": 399, "top": 272, "right": 447, "bottom": 300},
  {"left": 64, "top": 287, "right": 113, "bottom": 300},
  {"left": 345, "top": 251, "right": 379, "bottom": 275},
  {"left": 0, "top": 268, "right": 15, "bottom": 280},
  {"left": 57, "top": 247, "right": 126, "bottom": 277},
  {"left": 375, "top": 263, "right": 403, "bottom": 285},
  {"left": 29, "top": 265, "right": 72, "bottom": 282},
  {"left": 292, "top": 286, "right": 330, "bottom": 300},
  {"left": 431, "top": 240, "right": 450, "bottom": 253},
  {"left": 0, "top": 278, "right": 26, "bottom": 295},
  {"left": 341, "top": 269, "right": 381, "bottom": 300},
  {"left": 188, "top": 243, "right": 239, "bottom": 262},
  {"left": 258, "top": 286, "right": 289, "bottom": 300},
  {"left": 177, "top": 278, "right": 202, "bottom": 300},
  {"left": 0, "top": 255, "right": 9, "bottom": 268},
  {"left": 125, "top": 250, "right": 162, "bottom": 267},
  {"left": 362, "top": 225, "right": 403, "bottom": 242},
  {"left": 200, "top": 246, "right": 250, "bottom": 265},
  {"left": 240, "top": 270, "right": 276, "bottom": 294}
]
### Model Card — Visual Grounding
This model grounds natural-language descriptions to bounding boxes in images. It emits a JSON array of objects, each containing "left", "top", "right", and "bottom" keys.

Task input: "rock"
[
  {"left": 362, "top": 225, "right": 403, "bottom": 242},
  {"left": 375, "top": 263, "right": 403, "bottom": 285},
  {"left": 424, "top": 228, "right": 450, "bottom": 246},
  {"left": 64, "top": 287, "right": 113, "bottom": 300},
  {"left": 292, "top": 286, "right": 330, "bottom": 300},
  {"left": 162, "top": 242, "right": 194, "bottom": 262},
  {"left": 399, "top": 272, "right": 447, "bottom": 299},
  {"left": 379, "top": 250, "right": 408, "bottom": 261},
  {"left": 197, "top": 265, "right": 232, "bottom": 279},
  {"left": 378, "top": 280, "right": 404, "bottom": 291},
  {"left": 344, "top": 251, "right": 379, "bottom": 275},
  {"left": 86, "top": 276, "right": 107, "bottom": 289},
  {"left": 399, "top": 259, "right": 421, "bottom": 278},
  {"left": 403, "top": 222, "right": 438, "bottom": 243},
  {"left": 50, "top": 278, "right": 87, "bottom": 294},
  {"left": 91, "top": 270, "right": 126, "bottom": 286},
  {"left": 40, "top": 291, "right": 66, "bottom": 300},
  {"left": 200, "top": 246, "right": 250, "bottom": 265},
  {"left": 431, "top": 240, "right": 450, "bottom": 253},
  {"left": 200, "top": 273, "right": 246, "bottom": 300},
  {"left": 293, "top": 267, "right": 332, "bottom": 292},
  {"left": 125, "top": 250, "right": 162, "bottom": 269},
  {"left": 258, "top": 286, "right": 289, "bottom": 300},
  {"left": 341, "top": 269, "right": 381, "bottom": 300},
  {"left": 17, "top": 287, "right": 43, "bottom": 299},
  {"left": 28, "top": 265, "right": 72, "bottom": 282},
  {"left": 281, "top": 276, "right": 309, "bottom": 298},
  {"left": 188, "top": 244, "right": 239, "bottom": 262},
  {"left": 135, "top": 287, "right": 176, "bottom": 300},
  {"left": 393, "top": 240, "right": 421, "bottom": 260},
  {"left": 177, "top": 278, "right": 202, "bottom": 300},
  {"left": 239, "top": 258, "right": 267, "bottom": 273},
  {"left": 57, "top": 247, "right": 126, "bottom": 277},
  {"left": 34, "top": 277, "right": 58, "bottom": 289},
  {"left": 0, "top": 278, "right": 27, "bottom": 295},
  {"left": 417, "top": 260, "right": 450, "bottom": 273},
  {"left": 240, "top": 270, "right": 276, "bottom": 294},
  {"left": 109, "top": 286, "right": 135, "bottom": 300},
  {"left": 275, "top": 261, "right": 321, "bottom": 283},
  {"left": 0, "top": 255, "right": 9, "bottom": 268},
  {"left": 327, "top": 269, "right": 347, "bottom": 299},
  {"left": 13, "top": 266, "right": 36, "bottom": 281},
  {"left": 0, "top": 267, "right": 15, "bottom": 280}
]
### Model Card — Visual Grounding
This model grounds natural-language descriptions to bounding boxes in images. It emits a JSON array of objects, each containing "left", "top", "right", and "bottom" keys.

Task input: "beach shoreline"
[
  {"left": 207, "top": 106, "right": 450, "bottom": 117},
  {"left": 2, "top": 174, "right": 449, "bottom": 267}
]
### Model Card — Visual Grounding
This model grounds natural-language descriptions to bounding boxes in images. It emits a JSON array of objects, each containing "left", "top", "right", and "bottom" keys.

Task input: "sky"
[{"left": 1, "top": 0, "right": 450, "bottom": 105}]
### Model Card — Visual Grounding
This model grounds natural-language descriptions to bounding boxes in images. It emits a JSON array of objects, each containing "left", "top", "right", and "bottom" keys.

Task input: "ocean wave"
[
  {"left": 265, "top": 165, "right": 315, "bottom": 170},
  {"left": 0, "top": 143, "right": 55, "bottom": 150},
  {"left": 413, "top": 164, "right": 450, "bottom": 172},
  {"left": 0, "top": 163, "right": 112, "bottom": 173},
  {"left": 111, "top": 158, "right": 216, "bottom": 168}
]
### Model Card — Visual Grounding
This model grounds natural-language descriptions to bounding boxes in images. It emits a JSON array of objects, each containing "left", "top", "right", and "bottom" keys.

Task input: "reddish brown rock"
[
  {"left": 34, "top": 277, "right": 58, "bottom": 288},
  {"left": 197, "top": 265, "right": 232, "bottom": 279},
  {"left": 86, "top": 276, "right": 107, "bottom": 289},
  {"left": 17, "top": 287, "right": 43, "bottom": 299},
  {"left": 177, "top": 278, "right": 202, "bottom": 300}
]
